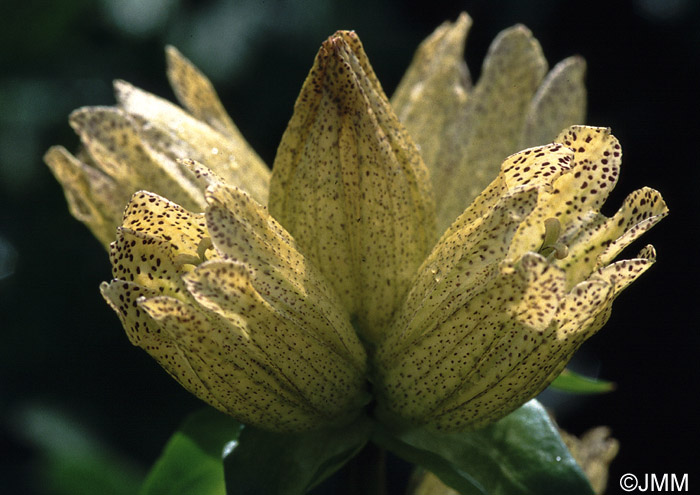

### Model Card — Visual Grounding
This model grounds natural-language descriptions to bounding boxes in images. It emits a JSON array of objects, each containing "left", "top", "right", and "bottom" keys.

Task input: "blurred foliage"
[
  {"left": 10, "top": 402, "right": 144, "bottom": 495},
  {"left": 1, "top": 0, "right": 699, "bottom": 494}
]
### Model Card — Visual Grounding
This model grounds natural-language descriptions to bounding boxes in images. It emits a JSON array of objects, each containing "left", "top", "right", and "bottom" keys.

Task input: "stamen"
[
  {"left": 173, "top": 237, "right": 213, "bottom": 267},
  {"left": 539, "top": 218, "right": 568, "bottom": 261},
  {"left": 197, "top": 237, "right": 213, "bottom": 262}
]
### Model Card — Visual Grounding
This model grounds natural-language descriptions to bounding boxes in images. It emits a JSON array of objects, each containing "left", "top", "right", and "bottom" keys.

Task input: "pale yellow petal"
[
  {"left": 109, "top": 227, "right": 190, "bottom": 297},
  {"left": 165, "top": 45, "right": 241, "bottom": 138},
  {"left": 178, "top": 158, "right": 227, "bottom": 191},
  {"left": 430, "top": 266, "right": 613, "bottom": 431},
  {"left": 121, "top": 191, "right": 217, "bottom": 263},
  {"left": 435, "top": 25, "right": 548, "bottom": 233},
  {"left": 391, "top": 13, "right": 472, "bottom": 193},
  {"left": 553, "top": 126, "right": 621, "bottom": 212},
  {"left": 508, "top": 126, "right": 622, "bottom": 258},
  {"left": 137, "top": 294, "right": 323, "bottom": 431},
  {"left": 555, "top": 278, "right": 614, "bottom": 343},
  {"left": 44, "top": 145, "right": 129, "bottom": 248},
  {"left": 69, "top": 107, "right": 205, "bottom": 211},
  {"left": 103, "top": 193, "right": 361, "bottom": 430},
  {"left": 508, "top": 127, "right": 668, "bottom": 289},
  {"left": 592, "top": 245, "right": 657, "bottom": 298},
  {"left": 204, "top": 183, "right": 367, "bottom": 370},
  {"left": 515, "top": 277, "right": 616, "bottom": 411},
  {"left": 438, "top": 142, "right": 574, "bottom": 244},
  {"left": 269, "top": 31, "right": 435, "bottom": 342},
  {"left": 100, "top": 280, "right": 229, "bottom": 414},
  {"left": 114, "top": 80, "right": 270, "bottom": 205},
  {"left": 378, "top": 253, "right": 568, "bottom": 429},
  {"left": 181, "top": 260, "right": 367, "bottom": 419},
  {"left": 521, "top": 56, "right": 587, "bottom": 148},
  {"left": 379, "top": 186, "right": 539, "bottom": 359},
  {"left": 595, "top": 193, "right": 666, "bottom": 268},
  {"left": 560, "top": 187, "right": 667, "bottom": 287},
  {"left": 69, "top": 107, "right": 143, "bottom": 187}
]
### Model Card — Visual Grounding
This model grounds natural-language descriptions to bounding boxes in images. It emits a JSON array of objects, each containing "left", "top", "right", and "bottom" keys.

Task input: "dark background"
[{"left": 1, "top": 0, "right": 698, "bottom": 493}]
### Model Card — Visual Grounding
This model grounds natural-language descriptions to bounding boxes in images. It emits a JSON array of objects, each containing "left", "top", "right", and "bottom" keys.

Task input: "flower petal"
[
  {"left": 165, "top": 46, "right": 242, "bottom": 139},
  {"left": 391, "top": 13, "right": 472, "bottom": 197},
  {"left": 379, "top": 186, "right": 539, "bottom": 360},
  {"left": 377, "top": 253, "right": 569, "bottom": 430},
  {"left": 137, "top": 294, "right": 324, "bottom": 431},
  {"left": 592, "top": 245, "right": 657, "bottom": 298},
  {"left": 508, "top": 126, "right": 622, "bottom": 258},
  {"left": 433, "top": 25, "right": 548, "bottom": 233},
  {"left": 109, "top": 227, "right": 191, "bottom": 297},
  {"left": 114, "top": 80, "right": 270, "bottom": 205},
  {"left": 180, "top": 260, "right": 367, "bottom": 421},
  {"left": 69, "top": 107, "right": 206, "bottom": 211},
  {"left": 560, "top": 187, "right": 667, "bottom": 287},
  {"left": 269, "top": 31, "right": 435, "bottom": 342},
  {"left": 431, "top": 275, "right": 614, "bottom": 431},
  {"left": 44, "top": 145, "right": 129, "bottom": 247},
  {"left": 100, "top": 280, "right": 229, "bottom": 414},
  {"left": 120, "top": 191, "right": 216, "bottom": 263},
  {"left": 521, "top": 56, "right": 587, "bottom": 149},
  {"left": 204, "top": 183, "right": 366, "bottom": 370},
  {"left": 439, "top": 142, "right": 574, "bottom": 244}
]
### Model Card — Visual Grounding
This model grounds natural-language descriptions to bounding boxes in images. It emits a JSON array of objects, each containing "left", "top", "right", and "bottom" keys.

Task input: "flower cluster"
[{"left": 46, "top": 14, "right": 666, "bottom": 432}]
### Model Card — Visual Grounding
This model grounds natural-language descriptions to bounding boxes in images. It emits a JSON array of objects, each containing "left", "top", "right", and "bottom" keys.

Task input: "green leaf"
[
  {"left": 375, "top": 400, "right": 594, "bottom": 495},
  {"left": 14, "top": 403, "right": 144, "bottom": 495},
  {"left": 549, "top": 369, "right": 615, "bottom": 394},
  {"left": 373, "top": 426, "right": 488, "bottom": 494},
  {"left": 223, "top": 414, "right": 373, "bottom": 495},
  {"left": 141, "top": 408, "right": 243, "bottom": 495}
]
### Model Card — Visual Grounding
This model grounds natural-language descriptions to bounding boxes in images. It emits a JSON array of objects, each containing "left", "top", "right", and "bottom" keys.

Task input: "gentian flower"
[{"left": 45, "top": 14, "right": 666, "bottom": 433}]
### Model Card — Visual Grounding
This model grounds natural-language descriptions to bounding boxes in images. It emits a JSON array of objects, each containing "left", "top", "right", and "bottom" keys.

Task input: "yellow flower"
[
  {"left": 44, "top": 46, "right": 269, "bottom": 248},
  {"left": 101, "top": 184, "right": 369, "bottom": 432},
  {"left": 375, "top": 126, "right": 667, "bottom": 431},
  {"left": 46, "top": 14, "right": 667, "bottom": 433},
  {"left": 392, "top": 13, "right": 587, "bottom": 234}
]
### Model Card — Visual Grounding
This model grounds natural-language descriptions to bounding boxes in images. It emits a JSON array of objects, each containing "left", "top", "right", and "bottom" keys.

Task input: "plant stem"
[{"left": 340, "top": 442, "right": 387, "bottom": 495}]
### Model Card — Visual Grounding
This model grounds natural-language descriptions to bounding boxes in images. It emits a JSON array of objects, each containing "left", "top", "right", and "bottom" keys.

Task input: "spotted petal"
[
  {"left": 204, "top": 182, "right": 367, "bottom": 371},
  {"left": 166, "top": 45, "right": 244, "bottom": 139},
  {"left": 521, "top": 56, "right": 587, "bottom": 149},
  {"left": 378, "top": 253, "right": 599, "bottom": 431},
  {"left": 393, "top": 17, "right": 590, "bottom": 234},
  {"left": 419, "top": 24, "right": 547, "bottom": 233},
  {"left": 100, "top": 280, "right": 230, "bottom": 415},
  {"left": 379, "top": 186, "right": 540, "bottom": 359},
  {"left": 391, "top": 12, "right": 472, "bottom": 199},
  {"left": 101, "top": 188, "right": 368, "bottom": 432},
  {"left": 69, "top": 107, "right": 206, "bottom": 212},
  {"left": 269, "top": 31, "right": 435, "bottom": 342},
  {"left": 115, "top": 79, "right": 270, "bottom": 205},
  {"left": 180, "top": 260, "right": 367, "bottom": 428},
  {"left": 509, "top": 126, "right": 668, "bottom": 288},
  {"left": 44, "top": 145, "right": 128, "bottom": 247},
  {"left": 137, "top": 294, "right": 325, "bottom": 431}
]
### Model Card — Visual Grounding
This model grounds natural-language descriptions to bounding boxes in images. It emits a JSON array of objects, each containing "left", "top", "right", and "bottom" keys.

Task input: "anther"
[{"left": 538, "top": 218, "right": 568, "bottom": 261}]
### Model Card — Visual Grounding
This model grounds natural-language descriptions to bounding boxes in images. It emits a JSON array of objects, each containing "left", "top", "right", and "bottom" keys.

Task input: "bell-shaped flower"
[
  {"left": 375, "top": 126, "right": 667, "bottom": 430},
  {"left": 100, "top": 181, "right": 368, "bottom": 431}
]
